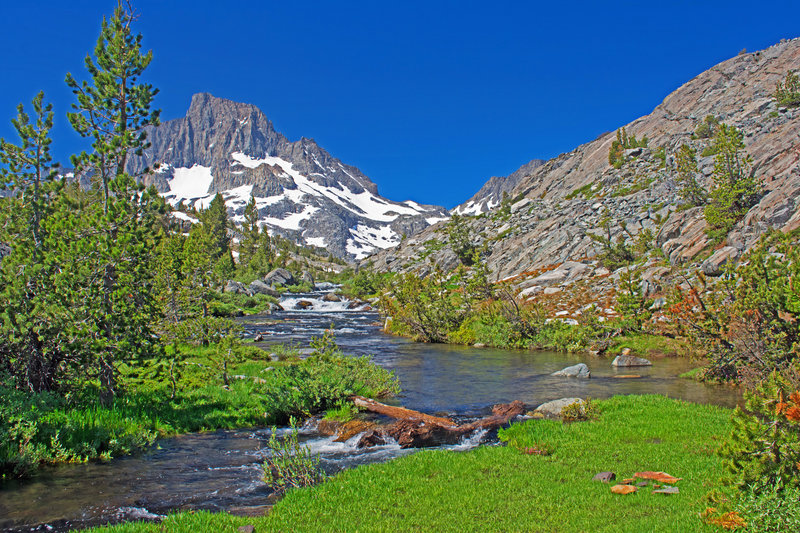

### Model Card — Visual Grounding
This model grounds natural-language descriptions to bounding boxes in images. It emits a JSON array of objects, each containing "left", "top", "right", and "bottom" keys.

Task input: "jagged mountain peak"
[{"left": 130, "top": 93, "right": 448, "bottom": 259}]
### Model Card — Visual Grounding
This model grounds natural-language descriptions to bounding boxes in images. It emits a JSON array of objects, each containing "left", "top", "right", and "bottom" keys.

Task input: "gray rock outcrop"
[
  {"left": 367, "top": 39, "right": 800, "bottom": 287},
  {"left": 263, "top": 268, "right": 295, "bottom": 288}
]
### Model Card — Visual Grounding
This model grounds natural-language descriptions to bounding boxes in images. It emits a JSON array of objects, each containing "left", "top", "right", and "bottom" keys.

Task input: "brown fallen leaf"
[
  {"left": 635, "top": 471, "right": 682, "bottom": 484},
  {"left": 622, "top": 478, "right": 635, "bottom": 484},
  {"left": 614, "top": 375, "right": 641, "bottom": 379},
  {"left": 611, "top": 484, "right": 637, "bottom": 495}
]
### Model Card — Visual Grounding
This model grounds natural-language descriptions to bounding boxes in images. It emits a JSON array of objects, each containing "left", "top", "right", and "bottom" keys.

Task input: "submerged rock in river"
[
  {"left": 552, "top": 363, "right": 590, "bottom": 378},
  {"left": 612, "top": 355, "right": 652, "bottom": 367}
]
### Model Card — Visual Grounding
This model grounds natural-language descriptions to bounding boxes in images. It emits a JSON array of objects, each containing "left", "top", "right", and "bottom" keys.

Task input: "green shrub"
[
  {"left": 721, "top": 374, "right": 800, "bottom": 489},
  {"left": 561, "top": 398, "right": 600, "bottom": 422},
  {"left": 262, "top": 417, "right": 325, "bottom": 494},
  {"left": 774, "top": 69, "right": 800, "bottom": 108},
  {"left": 694, "top": 114, "right": 720, "bottom": 139},
  {"left": 735, "top": 480, "right": 800, "bottom": 532},
  {"left": 608, "top": 127, "right": 648, "bottom": 168}
]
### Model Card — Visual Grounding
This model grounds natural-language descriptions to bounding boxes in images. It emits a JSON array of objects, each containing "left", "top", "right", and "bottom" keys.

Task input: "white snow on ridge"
[
  {"left": 261, "top": 205, "right": 319, "bottom": 231},
  {"left": 230, "top": 152, "right": 434, "bottom": 222},
  {"left": 305, "top": 236, "right": 326, "bottom": 248},
  {"left": 345, "top": 224, "right": 400, "bottom": 259},
  {"left": 171, "top": 211, "right": 198, "bottom": 223},
  {"left": 167, "top": 165, "right": 214, "bottom": 199}
]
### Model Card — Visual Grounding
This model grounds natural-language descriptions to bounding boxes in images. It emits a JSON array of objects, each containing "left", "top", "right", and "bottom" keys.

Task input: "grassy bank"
[
  {"left": 1, "top": 342, "right": 398, "bottom": 479},
  {"left": 91, "top": 395, "right": 733, "bottom": 532}
]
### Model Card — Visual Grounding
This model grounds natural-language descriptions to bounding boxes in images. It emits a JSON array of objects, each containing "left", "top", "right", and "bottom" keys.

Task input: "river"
[{"left": 0, "top": 287, "right": 740, "bottom": 532}]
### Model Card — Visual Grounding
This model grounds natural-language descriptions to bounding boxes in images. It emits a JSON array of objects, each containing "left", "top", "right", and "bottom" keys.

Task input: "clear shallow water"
[{"left": 0, "top": 289, "right": 740, "bottom": 531}]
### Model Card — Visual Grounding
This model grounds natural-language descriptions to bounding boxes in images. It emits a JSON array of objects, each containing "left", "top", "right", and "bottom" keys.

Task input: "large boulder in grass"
[
  {"left": 552, "top": 363, "right": 590, "bottom": 378},
  {"left": 535, "top": 398, "right": 585, "bottom": 418},
  {"left": 249, "top": 279, "right": 280, "bottom": 297},
  {"left": 264, "top": 268, "right": 296, "bottom": 288},
  {"left": 224, "top": 280, "right": 250, "bottom": 294}
]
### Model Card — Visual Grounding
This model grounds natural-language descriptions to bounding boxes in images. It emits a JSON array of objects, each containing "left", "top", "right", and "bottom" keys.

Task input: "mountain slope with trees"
[{"left": 370, "top": 38, "right": 800, "bottom": 281}]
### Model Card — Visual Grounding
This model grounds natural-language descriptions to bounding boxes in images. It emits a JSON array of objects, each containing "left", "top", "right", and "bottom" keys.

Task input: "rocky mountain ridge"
[
  {"left": 129, "top": 93, "right": 448, "bottom": 259},
  {"left": 368, "top": 39, "right": 800, "bottom": 296},
  {"left": 451, "top": 158, "right": 544, "bottom": 215}
]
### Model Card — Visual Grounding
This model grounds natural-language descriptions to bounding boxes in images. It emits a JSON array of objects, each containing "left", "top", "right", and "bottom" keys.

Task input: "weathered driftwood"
[
  {"left": 351, "top": 396, "right": 525, "bottom": 449},
  {"left": 351, "top": 396, "right": 457, "bottom": 427}
]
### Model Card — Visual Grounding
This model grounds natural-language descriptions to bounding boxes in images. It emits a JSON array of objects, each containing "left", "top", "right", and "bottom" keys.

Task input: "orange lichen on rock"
[
  {"left": 611, "top": 484, "right": 637, "bottom": 495},
  {"left": 634, "top": 471, "right": 682, "bottom": 484}
]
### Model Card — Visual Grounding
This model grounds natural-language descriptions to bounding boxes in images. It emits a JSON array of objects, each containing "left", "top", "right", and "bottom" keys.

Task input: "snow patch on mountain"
[{"left": 167, "top": 165, "right": 213, "bottom": 199}]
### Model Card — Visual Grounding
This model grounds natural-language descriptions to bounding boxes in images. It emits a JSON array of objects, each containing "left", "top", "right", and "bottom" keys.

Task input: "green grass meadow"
[{"left": 91, "top": 395, "right": 734, "bottom": 532}]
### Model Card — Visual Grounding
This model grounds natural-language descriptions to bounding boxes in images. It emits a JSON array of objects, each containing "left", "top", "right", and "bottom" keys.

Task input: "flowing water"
[{"left": 0, "top": 287, "right": 740, "bottom": 532}]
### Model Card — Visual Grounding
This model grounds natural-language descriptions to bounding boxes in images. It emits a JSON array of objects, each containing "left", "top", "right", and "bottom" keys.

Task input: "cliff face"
[
  {"left": 129, "top": 93, "right": 448, "bottom": 259},
  {"left": 368, "top": 39, "right": 800, "bottom": 284}
]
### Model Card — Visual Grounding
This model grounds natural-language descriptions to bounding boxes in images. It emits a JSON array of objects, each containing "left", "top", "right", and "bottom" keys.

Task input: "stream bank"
[{"left": 0, "top": 286, "right": 740, "bottom": 532}]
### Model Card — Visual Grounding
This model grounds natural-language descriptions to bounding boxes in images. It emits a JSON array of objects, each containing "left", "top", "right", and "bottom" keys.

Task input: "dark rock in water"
[
  {"left": 357, "top": 429, "right": 388, "bottom": 448},
  {"left": 347, "top": 300, "right": 364, "bottom": 309},
  {"left": 253, "top": 333, "right": 263, "bottom": 342},
  {"left": 612, "top": 355, "right": 652, "bottom": 367},
  {"left": 322, "top": 293, "right": 342, "bottom": 302},
  {"left": 295, "top": 300, "right": 313, "bottom": 310},
  {"left": 552, "top": 363, "right": 590, "bottom": 378},
  {"left": 592, "top": 472, "right": 616, "bottom": 483},
  {"left": 264, "top": 268, "right": 295, "bottom": 288}
]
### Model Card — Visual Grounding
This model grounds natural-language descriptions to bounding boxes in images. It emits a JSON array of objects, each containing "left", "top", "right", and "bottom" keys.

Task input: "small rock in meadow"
[
  {"left": 238, "top": 525, "right": 255, "bottom": 533},
  {"left": 653, "top": 486, "right": 680, "bottom": 495},
  {"left": 611, "top": 484, "right": 637, "bottom": 495},
  {"left": 636, "top": 481, "right": 649, "bottom": 487},
  {"left": 592, "top": 471, "right": 616, "bottom": 483},
  {"left": 535, "top": 398, "right": 585, "bottom": 418},
  {"left": 611, "top": 355, "right": 652, "bottom": 367}
]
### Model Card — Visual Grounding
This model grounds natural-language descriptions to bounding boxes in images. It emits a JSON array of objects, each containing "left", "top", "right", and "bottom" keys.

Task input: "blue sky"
[{"left": 1, "top": 1, "right": 798, "bottom": 208}]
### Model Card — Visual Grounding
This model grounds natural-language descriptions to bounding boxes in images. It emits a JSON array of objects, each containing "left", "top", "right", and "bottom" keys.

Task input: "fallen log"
[
  {"left": 351, "top": 396, "right": 457, "bottom": 427},
  {"left": 352, "top": 396, "right": 525, "bottom": 449}
]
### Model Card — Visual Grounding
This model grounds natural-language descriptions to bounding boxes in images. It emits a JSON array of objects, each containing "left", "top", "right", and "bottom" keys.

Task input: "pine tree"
[
  {"left": 0, "top": 91, "right": 59, "bottom": 250},
  {"left": 61, "top": 1, "right": 166, "bottom": 404},
  {"left": 200, "top": 193, "right": 231, "bottom": 259},
  {"left": 675, "top": 144, "right": 706, "bottom": 207},
  {"left": 65, "top": 0, "right": 160, "bottom": 212},
  {"left": 0, "top": 93, "right": 64, "bottom": 392},
  {"left": 239, "top": 196, "right": 260, "bottom": 267},
  {"left": 704, "top": 124, "right": 761, "bottom": 241}
]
